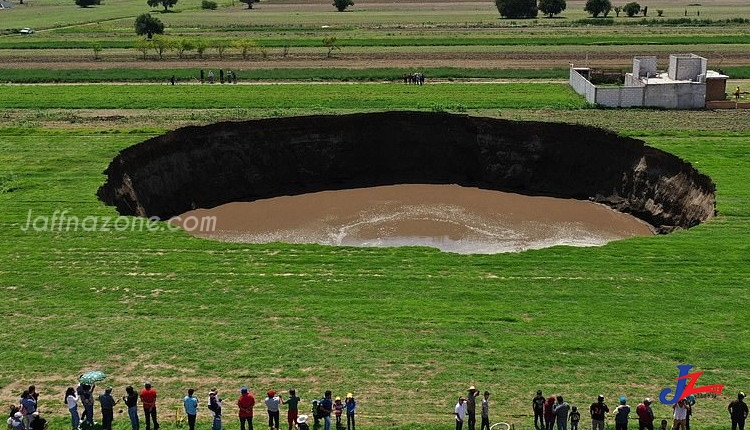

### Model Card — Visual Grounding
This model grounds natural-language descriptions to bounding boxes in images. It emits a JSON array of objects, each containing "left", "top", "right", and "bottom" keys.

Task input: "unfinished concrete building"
[{"left": 570, "top": 54, "right": 728, "bottom": 109}]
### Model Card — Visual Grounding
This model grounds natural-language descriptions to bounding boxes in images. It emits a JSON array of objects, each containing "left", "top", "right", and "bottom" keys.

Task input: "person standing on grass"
[
  {"left": 570, "top": 406, "right": 581, "bottom": 430},
  {"left": 636, "top": 398, "right": 654, "bottom": 430},
  {"left": 684, "top": 395, "right": 695, "bottom": 430},
  {"left": 672, "top": 398, "right": 689, "bottom": 430},
  {"left": 98, "top": 387, "right": 118, "bottom": 430},
  {"left": 184, "top": 389, "right": 198, "bottom": 430},
  {"left": 455, "top": 397, "right": 467, "bottom": 430},
  {"left": 285, "top": 389, "right": 301, "bottom": 430},
  {"left": 545, "top": 396, "right": 557, "bottom": 430},
  {"left": 139, "top": 382, "right": 159, "bottom": 430},
  {"left": 65, "top": 387, "right": 80, "bottom": 430},
  {"left": 208, "top": 390, "right": 223, "bottom": 430},
  {"left": 467, "top": 386, "right": 480, "bottom": 430},
  {"left": 481, "top": 391, "right": 490, "bottom": 430},
  {"left": 238, "top": 387, "right": 255, "bottom": 430},
  {"left": 590, "top": 395, "right": 609, "bottom": 430},
  {"left": 534, "top": 390, "right": 546, "bottom": 430},
  {"left": 123, "top": 386, "right": 139, "bottom": 430},
  {"left": 729, "top": 392, "right": 749, "bottom": 430},
  {"left": 554, "top": 396, "right": 571, "bottom": 430},
  {"left": 345, "top": 393, "right": 356, "bottom": 430},
  {"left": 319, "top": 391, "right": 333, "bottom": 430},
  {"left": 20, "top": 389, "right": 37, "bottom": 429},
  {"left": 266, "top": 390, "right": 282, "bottom": 430},
  {"left": 614, "top": 397, "right": 631, "bottom": 430},
  {"left": 80, "top": 384, "right": 95, "bottom": 428}
]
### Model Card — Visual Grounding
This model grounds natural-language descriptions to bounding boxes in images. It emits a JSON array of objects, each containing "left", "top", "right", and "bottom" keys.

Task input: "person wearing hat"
[
  {"left": 284, "top": 389, "right": 301, "bottom": 430},
  {"left": 636, "top": 398, "right": 654, "bottom": 430},
  {"left": 29, "top": 411, "right": 48, "bottom": 430},
  {"left": 533, "top": 390, "right": 546, "bottom": 430},
  {"left": 333, "top": 397, "right": 344, "bottom": 429},
  {"left": 613, "top": 397, "right": 631, "bottom": 430},
  {"left": 265, "top": 390, "right": 283, "bottom": 430},
  {"left": 589, "top": 395, "right": 609, "bottom": 430},
  {"left": 455, "top": 397, "right": 467, "bottom": 430},
  {"left": 728, "top": 392, "right": 749, "bottom": 430},
  {"left": 297, "top": 414, "right": 310, "bottom": 430},
  {"left": 98, "top": 387, "right": 119, "bottom": 430},
  {"left": 345, "top": 393, "right": 356, "bottom": 430},
  {"left": 7, "top": 411, "right": 24, "bottom": 430},
  {"left": 139, "top": 382, "right": 159, "bottom": 430},
  {"left": 466, "top": 386, "right": 480, "bottom": 430},
  {"left": 183, "top": 389, "right": 198, "bottom": 430},
  {"left": 238, "top": 387, "right": 256, "bottom": 430},
  {"left": 672, "top": 398, "right": 689, "bottom": 430}
]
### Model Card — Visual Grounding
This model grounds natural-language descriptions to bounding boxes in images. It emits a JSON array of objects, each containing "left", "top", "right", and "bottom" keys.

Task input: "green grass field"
[
  {"left": 1, "top": 100, "right": 750, "bottom": 430},
  {"left": 2, "top": 0, "right": 750, "bottom": 429}
]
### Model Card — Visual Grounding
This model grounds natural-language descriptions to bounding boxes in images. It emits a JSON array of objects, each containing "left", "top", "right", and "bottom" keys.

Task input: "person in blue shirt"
[
  {"left": 184, "top": 389, "right": 198, "bottom": 430},
  {"left": 319, "top": 392, "right": 333, "bottom": 430},
  {"left": 345, "top": 394, "right": 356, "bottom": 430},
  {"left": 614, "top": 397, "right": 631, "bottom": 430}
]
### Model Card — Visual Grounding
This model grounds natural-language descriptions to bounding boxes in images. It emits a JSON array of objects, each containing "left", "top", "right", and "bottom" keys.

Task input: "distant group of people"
[
  {"left": 454, "top": 386, "right": 490, "bottom": 430},
  {"left": 528, "top": 391, "right": 749, "bottom": 430},
  {"left": 54, "top": 382, "right": 357, "bottom": 430},
  {"left": 402, "top": 72, "right": 425, "bottom": 85},
  {"left": 200, "top": 69, "right": 238, "bottom": 85}
]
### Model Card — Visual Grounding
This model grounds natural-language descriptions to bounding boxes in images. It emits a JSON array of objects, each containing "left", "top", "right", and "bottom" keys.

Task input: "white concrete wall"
[
  {"left": 595, "top": 87, "right": 644, "bottom": 108},
  {"left": 669, "top": 55, "right": 705, "bottom": 81},
  {"left": 633, "top": 56, "right": 657, "bottom": 78},
  {"left": 569, "top": 68, "right": 596, "bottom": 104},
  {"left": 644, "top": 83, "right": 706, "bottom": 109}
]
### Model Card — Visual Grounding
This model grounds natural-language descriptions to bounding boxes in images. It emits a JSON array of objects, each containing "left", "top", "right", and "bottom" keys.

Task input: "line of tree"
[
  {"left": 132, "top": 36, "right": 269, "bottom": 60},
  {"left": 147, "top": 0, "right": 178, "bottom": 12},
  {"left": 494, "top": 0, "right": 649, "bottom": 18}
]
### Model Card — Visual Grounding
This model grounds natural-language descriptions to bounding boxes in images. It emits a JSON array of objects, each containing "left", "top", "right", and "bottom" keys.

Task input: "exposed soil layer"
[{"left": 98, "top": 111, "right": 716, "bottom": 233}]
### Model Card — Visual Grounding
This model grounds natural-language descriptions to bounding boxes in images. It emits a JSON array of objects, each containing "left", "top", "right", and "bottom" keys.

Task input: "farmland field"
[{"left": 1, "top": 0, "right": 750, "bottom": 429}]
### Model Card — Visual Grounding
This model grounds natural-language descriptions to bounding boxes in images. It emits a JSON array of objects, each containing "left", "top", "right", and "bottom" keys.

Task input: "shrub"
[
  {"left": 623, "top": 1, "right": 640, "bottom": 17},
  {"left": 201, "top": 0, "right": 217, "bottom": 9}
]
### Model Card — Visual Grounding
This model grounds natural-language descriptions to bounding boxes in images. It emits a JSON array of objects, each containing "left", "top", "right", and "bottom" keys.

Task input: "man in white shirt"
[{"left": 455, "top": 397, "right": 467, "bottom": 430}]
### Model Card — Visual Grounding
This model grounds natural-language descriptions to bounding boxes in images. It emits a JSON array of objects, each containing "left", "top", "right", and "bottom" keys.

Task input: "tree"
[
  {"left": 332, "top": 0, "right": 353, "bottom": 12},
  {"left": 175, "top": 38, "right": 195, "bottom": 59},
  {"left": 623, "top": 1, "right": 640, "bottom": 16},
  {"left": 150, "top": 35, "right": 173, "bottom": 60},
  {"left": 234, "top": 39, "right": 258, "bottom": 60},
  {"left": 323, "top": 37, "right": 340, "bottom": 58},
  {"left": 134, "top": 38, "right": 152, "bottom": 60},
  {"left": 538, "top": 0, "right": 566, "bottom": 17},
  {"left": 147, "top": 0, "right": 178, "bottom": 12},
  {"left": 75, "top": 0, "right": 98, "bottom": 7},
  {"left": 91, "top": 41, "right": 102, "bottom": 59},
  {"left": 613, "top": 5, "right": 621, "bottom": 16},
  {"left": 211, "top": 39, "right": 229, "bottom": 59},
  {"left": 239, "top": 0, "right": 253, "bottom": 8},
  {"left": 584, "top": 0, "right": 611, "bottom": 17},
  {"left": 201, "top": 0, "right": 217, "bottom": 9},
  {"left": 134, "top": 13, "right": 164, "bottom": 39},
  {"left": 495, "top": 0, "right": 538, "bottom": 19},
  {"left": 194, "top": 39, "right": 208, "bottom": 58}
]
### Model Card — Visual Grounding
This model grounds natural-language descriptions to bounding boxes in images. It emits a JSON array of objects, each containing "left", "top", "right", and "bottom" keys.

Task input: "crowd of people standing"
[{"left": 52, "top": 382, "right": 356, "bottom": 430}]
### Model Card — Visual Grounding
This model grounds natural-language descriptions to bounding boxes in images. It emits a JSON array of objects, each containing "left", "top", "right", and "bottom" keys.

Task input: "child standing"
[
  {"left": 311, "top": 400, "right": 321, "bottom": 428},
  {"left": 333, "top": 398, "right": 344, "bottom": 429},
  {"left": 570, "top": 406, "right": 581, "bottom": 430}
]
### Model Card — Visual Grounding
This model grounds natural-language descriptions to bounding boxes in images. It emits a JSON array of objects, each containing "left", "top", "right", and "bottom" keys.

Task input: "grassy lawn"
[
  {"left": 1, "top": 0, "right": 750, "bottom": 429},
  {"left": 1, "top": 103, "right": 750, "bottom": 430}
]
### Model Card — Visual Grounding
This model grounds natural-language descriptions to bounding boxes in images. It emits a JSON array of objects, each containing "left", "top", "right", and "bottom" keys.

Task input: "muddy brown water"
[{"left": 173, "top": 184, "right": 654, "bottom": 254}]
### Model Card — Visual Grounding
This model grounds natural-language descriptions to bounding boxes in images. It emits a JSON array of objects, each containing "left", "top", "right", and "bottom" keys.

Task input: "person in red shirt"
[
  {"left": 139, "top": 382, "right": 159, "bottom": 430},
  {"left": 238, "top": 387, "right": 256, "bottom": 430},
  {"left": 636, "top": 398, "right": 654, "bottom": 430}
]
